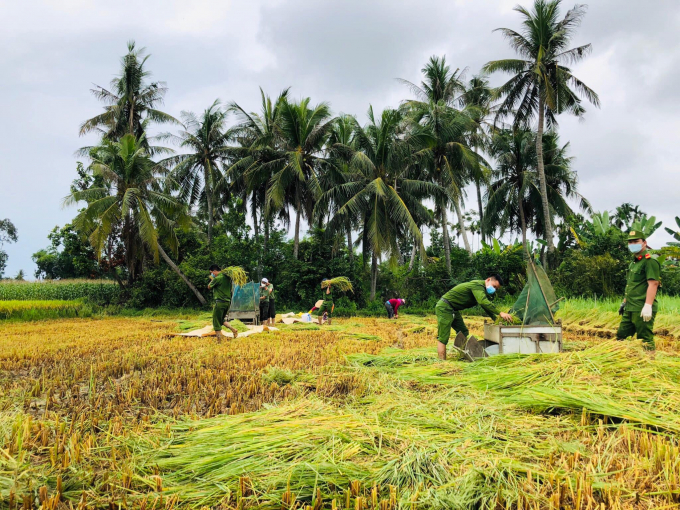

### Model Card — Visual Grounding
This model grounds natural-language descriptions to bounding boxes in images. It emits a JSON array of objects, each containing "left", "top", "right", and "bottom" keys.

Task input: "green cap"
[{"left": 627, "top": 230, "right": 646, "bottom": 241}]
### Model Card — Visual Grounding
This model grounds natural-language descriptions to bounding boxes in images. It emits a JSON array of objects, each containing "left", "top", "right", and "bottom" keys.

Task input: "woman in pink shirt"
[{"left": 385, "top": 298, "right": 406, "bottom": 319}]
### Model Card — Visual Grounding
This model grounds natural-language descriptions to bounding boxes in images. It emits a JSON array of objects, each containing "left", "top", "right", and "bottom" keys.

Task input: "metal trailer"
[
  {"left": 481, "top": 321, "right": 562, "bottom": 355},
  {"left": 227, "top": 282, "right": 261, "bottom": 325}
]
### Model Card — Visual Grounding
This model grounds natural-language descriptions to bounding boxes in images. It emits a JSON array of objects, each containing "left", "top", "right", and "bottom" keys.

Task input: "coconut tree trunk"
[
  {"left": 205, "top": 162, "right": 214, "bottom": 246},
  {"left": 362, "top": 215, "right": 369, "bottom": 268},
  {"left": 158, "top": 244, "right": 207, "bottom": 306},
  {"left": 346, "top": 220, "right": 353, "bottom": 263},
  {"left": 441, "top": 208, "right": 452, "bottom": 273},
  {"left": 252, "top": 196, "right": 259, "bottom": 240},
  {"left": 518, "top": 194, "right": 528, "bottom": 258},
  {"left": 453, "top": 197, "right": 472, "bottom": 253},
  {"left": 293, "top": 185, "right": 301, "bottom": 259},
  {"left": 264, "top": 214, "right": 270, "bottom": 251},
  {"left": 476, "top": 181, "right": 485, "bottom": 243},
  {"left": 536, "top": 95, "right": 555, "bottom": 259},
  {"left": 370, "top": 252, "right": 378, "bottom": 300},
  {"left": 408, "top": 241, "right": 417, "bottom": 271}
]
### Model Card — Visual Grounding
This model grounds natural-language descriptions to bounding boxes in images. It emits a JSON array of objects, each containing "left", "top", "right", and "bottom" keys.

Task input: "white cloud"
[{"left": 1, "top": 0, "right": 679, "bottom": 277}]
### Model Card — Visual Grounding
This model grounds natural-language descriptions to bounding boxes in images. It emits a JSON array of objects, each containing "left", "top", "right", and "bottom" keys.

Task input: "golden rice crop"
[{"left": 1, "top": 314, "right": 679, "bottom": 508}]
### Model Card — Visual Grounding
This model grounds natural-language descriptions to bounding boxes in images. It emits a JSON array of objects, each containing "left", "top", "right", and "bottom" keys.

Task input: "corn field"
[
  {"left": 0, "top": 280, "right": 120, "bottom": 304},
  {"left": 1, "top": 314, "right": 680, "bottom": 509}
]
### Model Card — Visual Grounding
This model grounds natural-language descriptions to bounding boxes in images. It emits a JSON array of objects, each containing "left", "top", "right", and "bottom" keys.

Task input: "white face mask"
[{"left": 628, "top": 244, "right": 643, "bottom": 253}]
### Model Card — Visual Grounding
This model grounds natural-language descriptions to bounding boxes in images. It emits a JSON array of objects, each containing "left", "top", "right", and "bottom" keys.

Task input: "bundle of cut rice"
[
  {"left": 321, "top": 276, "right": 354, "bottom": 292},
  {"left": 220, "top": 266, "right": 248, "bottom": 286}
]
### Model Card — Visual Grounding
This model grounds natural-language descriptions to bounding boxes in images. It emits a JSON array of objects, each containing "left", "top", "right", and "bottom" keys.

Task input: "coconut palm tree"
[
  {"left": 80, "top": 41, "right": 179, "bottom": 151},
  {"left": 612, "top": 203, "right": 645, "bottom": 231},
  {"left": 265, "top": 98, "right": 336, "bottom": 259},
  {"left": 317, "top": 107, "right": 438, "bottom": 299},
  {"left": 485, "top": 128, "right": 536, "bottom": 252},
  {"left": 228, "top": 88, "right": 290, "bottom": 251},
  {"left": 485, "top": 128, "right": 590, "bottom": 254},
  {"left": 65, "top": 134, "right": 206, "bottom": 304},
  {"left": 160, "top": 100, "right": 231, "bottom": 245},
  {"left": 320, "top": 114, "right": 360, "bottom": 263},
  {"left": 400, "top": 56, "right": 479, "bottom": 267},
  {"left": 483, "top": 0, "right": 599, "bottom": 260},
  {"left": 460, "top": 75, "right": 494, "bottom": 242}
]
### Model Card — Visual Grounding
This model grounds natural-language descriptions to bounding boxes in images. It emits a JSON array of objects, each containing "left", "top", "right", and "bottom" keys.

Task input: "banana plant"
[
  {"left": 591, "top": 211, "right": 612, "bottom": 235},
  {"left": 660, "top": 216, "right": 680, "bottom": 265},
  {"left": 664, "top": 216, "right": 680, "bottom": 246},
  {"left": 630, "top": 215, "right": 662, "bottom": 237}
]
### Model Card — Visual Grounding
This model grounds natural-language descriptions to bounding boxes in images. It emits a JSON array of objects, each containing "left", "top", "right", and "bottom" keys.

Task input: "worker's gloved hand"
[
  {"left": 640, "top": 304, "right": 653, "bottom": 322},
  {"left": 618, "top": 302, "right": 625, "bottom": 315}
]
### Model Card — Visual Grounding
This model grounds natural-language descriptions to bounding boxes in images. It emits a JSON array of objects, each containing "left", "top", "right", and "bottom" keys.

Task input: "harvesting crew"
[
  {"left": 318, "top": 279, "right": 334, "bottom": 325},
  {"left": 385, "top": 298, "right": 405, "bottom": 319},
  {"left": 260, "top": 278, "right": 275, "bottom": 326},
  {"left": 208, "top": 264, "right": 239, "bottom": 341},
  {"left": 435, "top": 275, "right": 512, "bottom": 360},
  {"left": 616, "top": 231, "right": 661, "bottom": 350}
]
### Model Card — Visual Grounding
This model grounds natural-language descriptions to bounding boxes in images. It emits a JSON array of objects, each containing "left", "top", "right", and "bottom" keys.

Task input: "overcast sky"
[{"left": 1, "top": 0, "right": 679, "bottom": 277}]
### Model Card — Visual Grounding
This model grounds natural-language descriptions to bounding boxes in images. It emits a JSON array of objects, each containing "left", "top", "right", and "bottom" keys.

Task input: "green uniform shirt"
[
  {"left": 267, "top": 283, "right": 275, "bottom": 300},
  {"left": 260, "top": 284, "right": 270, "bottom": 303},
  {"left": 323, "top": 287, "right": 333, "bottom": 304},
  {"left": 624, "top": 250, "right": 661, "bottom": 312},
  {"left": 208, "top": 273, "right": 232, "bottom": 302},
  {"left": 440, "top": 280, "right": 500, "bottom": 320}
]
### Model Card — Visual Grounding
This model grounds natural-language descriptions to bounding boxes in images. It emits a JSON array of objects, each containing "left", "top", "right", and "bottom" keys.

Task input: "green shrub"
[{"left": 553, "top": 251, "right": 626, "bottom": 298}]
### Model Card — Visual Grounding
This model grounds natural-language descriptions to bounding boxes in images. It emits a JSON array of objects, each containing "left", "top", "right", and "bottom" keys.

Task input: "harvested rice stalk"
[
  {"left": 322, "top": 276, "right": 354, "bottom": 292},
  {"left": 220, "top": 266, "right": 248, "bottom": 286}
]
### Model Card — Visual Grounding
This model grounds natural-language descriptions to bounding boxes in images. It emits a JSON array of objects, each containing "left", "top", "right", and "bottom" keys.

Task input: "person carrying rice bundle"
[
  {"left": 317, "top": 277, "right": 353, "bottom": 325},
  {"left": 435, "top": 275, "right": 512, "bottom": 360},
  {"left": 385, "top": 298, "right": 405, "bottom": 319},
  {"left": 318, "top": 278, "right": 334, "bottom": 325},
  {"left": 208, "top": 264, "right": 239, "bottom": 341}
]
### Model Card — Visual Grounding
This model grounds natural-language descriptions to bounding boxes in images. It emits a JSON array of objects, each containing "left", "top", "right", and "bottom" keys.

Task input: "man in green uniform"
[
  {"left": 435, "top": 275, "right": 513, "bottom": 359},
  {"left": 318, "top": 279, "right": 334, "bottom": 326},
  {"left": 208, "top": 264, "right": 239, "bottom": 341},
  {"left": 616, "top": 231, "right": 661, "bottom": 350}
]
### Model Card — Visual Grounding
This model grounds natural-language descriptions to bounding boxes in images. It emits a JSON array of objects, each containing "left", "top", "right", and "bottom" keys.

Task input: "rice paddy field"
[{"left": 1, "top": 306, "right": 680, "bottom": 509}]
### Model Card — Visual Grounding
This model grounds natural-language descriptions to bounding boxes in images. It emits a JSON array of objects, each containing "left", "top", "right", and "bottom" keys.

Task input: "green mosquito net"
[
  {"left": 230, "top": 282, "right": 260, "bottom": 313},
  {"left": 509, "top": 262, "right": 560, "bottom": 325}
]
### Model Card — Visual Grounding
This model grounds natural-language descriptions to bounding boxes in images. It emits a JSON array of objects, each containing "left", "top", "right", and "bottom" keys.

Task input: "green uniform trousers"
[
  {"left": 616, "top": 310, "right": 655, "bottom": 350},
  {"left": 318, "top": 302, "right": 333, "bottom": 318},
  {"left": 212, "top": 300, "right": 230, "bottom": 332},
  {"left": 435, "top": 300, "right": 469, "bottom": 345}
]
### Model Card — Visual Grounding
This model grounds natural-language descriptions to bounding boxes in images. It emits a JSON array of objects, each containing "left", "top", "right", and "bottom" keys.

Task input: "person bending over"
[{"left": 435, "top": 275, "right": 512, "bottom": 360}]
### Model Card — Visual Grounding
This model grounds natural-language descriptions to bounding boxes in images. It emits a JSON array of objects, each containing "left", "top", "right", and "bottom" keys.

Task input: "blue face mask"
[
  {"left": 486, "top": 285, "right": 496, "bottom": 295},
  {"left": 628, "top": 244, "right": 643, "bottom": 254}
]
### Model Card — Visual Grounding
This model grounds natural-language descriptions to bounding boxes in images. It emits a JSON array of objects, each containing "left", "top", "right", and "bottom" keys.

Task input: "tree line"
[{"left": 41, "top": 1, "right": 604, "bottom": 302}]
